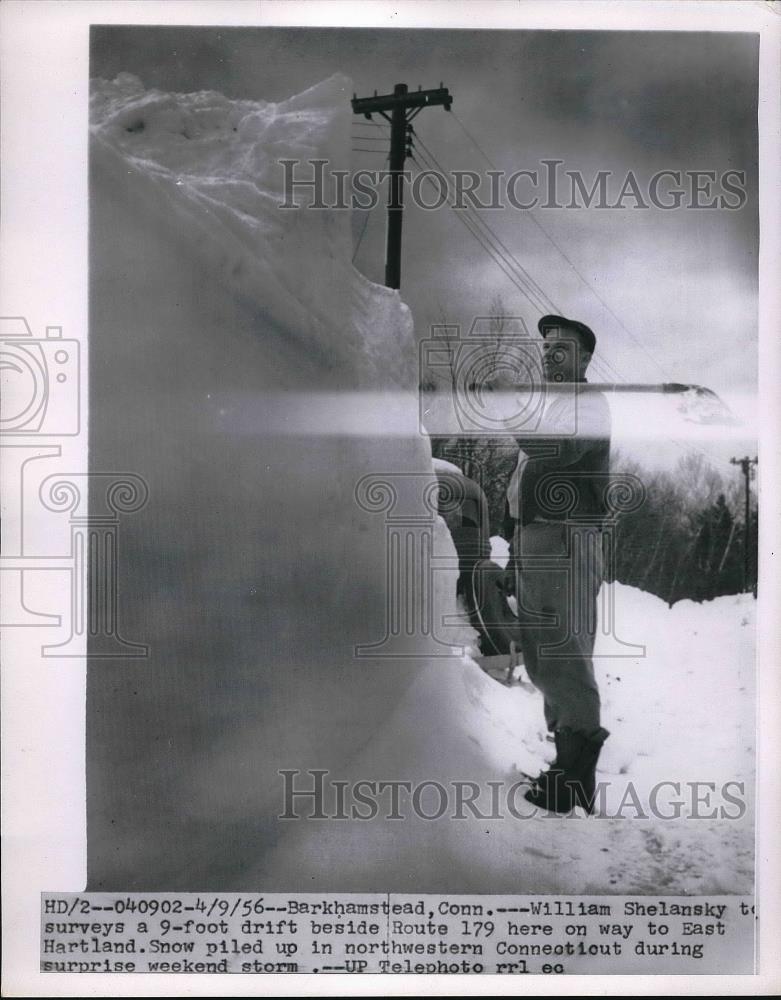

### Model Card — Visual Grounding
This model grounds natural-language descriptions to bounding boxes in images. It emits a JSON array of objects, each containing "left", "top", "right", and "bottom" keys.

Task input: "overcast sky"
[{"left": 91, "top": 27, "right": 758, "bottom": 398}]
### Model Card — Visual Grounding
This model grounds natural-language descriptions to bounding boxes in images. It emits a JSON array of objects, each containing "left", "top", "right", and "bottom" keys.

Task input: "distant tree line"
[{"left": 430, "top": 436, "right": 757, "bottom": 605}]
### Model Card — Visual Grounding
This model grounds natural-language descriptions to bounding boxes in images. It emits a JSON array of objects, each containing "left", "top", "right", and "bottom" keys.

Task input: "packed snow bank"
[
  {"left": 88, "top": 74, "right": 753, "bottom": 895},
  {"left": 88, "top": 73, "right": 471, "bottom": 888}
]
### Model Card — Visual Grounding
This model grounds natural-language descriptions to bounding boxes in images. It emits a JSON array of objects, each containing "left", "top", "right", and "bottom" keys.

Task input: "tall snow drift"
[{"left": 88, "top": 72, "right": 469, "bottom": 888}]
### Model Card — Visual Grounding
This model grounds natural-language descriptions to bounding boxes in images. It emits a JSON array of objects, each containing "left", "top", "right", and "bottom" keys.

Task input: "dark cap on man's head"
[{"left": 538, "top": 314, "right": 596, "bottom": 355}]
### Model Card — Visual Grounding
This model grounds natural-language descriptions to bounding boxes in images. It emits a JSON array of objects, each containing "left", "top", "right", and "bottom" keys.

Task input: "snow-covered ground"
[
  {"left": 87, "top": 73, "right": 754, "bottom": 894},
  {"left": 253, "top": 573, "right": 755, "bottom": 894}
]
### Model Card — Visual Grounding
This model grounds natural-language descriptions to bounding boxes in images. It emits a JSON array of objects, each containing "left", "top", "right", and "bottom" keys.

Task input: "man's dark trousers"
[{"left": 514, "top": 520, "right": 603, "bottom": 734}]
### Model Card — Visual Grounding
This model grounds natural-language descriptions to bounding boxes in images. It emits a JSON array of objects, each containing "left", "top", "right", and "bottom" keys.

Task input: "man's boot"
[
  {"left": 524, "top": 726, "right": 609, "bottom": 814},
  {"left": 573, "top": 726, "right": 609, "bottom": 813}
]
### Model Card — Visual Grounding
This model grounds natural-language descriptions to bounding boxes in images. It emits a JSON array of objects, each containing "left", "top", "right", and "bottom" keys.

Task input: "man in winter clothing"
[{"left": 503, "top": 314, "right": 612, "bottom": 813}]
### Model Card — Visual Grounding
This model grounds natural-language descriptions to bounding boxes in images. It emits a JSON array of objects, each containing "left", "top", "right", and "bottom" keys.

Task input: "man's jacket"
[{"left": 506, "top": 380, "right": 612, "bottom": 528}]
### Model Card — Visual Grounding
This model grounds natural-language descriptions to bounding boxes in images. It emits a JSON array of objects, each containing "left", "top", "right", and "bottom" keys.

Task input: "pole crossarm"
[{"left": 351, "top": 87, "right": 452, "bottom": 118}]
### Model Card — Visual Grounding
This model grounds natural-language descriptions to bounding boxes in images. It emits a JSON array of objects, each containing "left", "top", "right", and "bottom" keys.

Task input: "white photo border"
[{"left": 1, "top": 1, "right": 779, "bottom": 995}]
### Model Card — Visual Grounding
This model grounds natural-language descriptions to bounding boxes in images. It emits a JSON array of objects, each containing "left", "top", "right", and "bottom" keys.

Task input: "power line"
[
  {"left": 449, "top": 109, "right": 674, "bottom": 380},
  {"left": 352, "top": 153, "right": 389, "bottom": 263},
  {"left": 413, "top": 131, "right": 556, "bottom": 315},
  {"left": 411, "top": 136, "right": 731, "bottom": 471},
  {"left": 409, "top": 152, "right": 550, "bottom": 316},
  {"left": 359, "top": 107, "right": 636, "bottom": 387},
  {"left": 352, "top": 205, "right": 372, "bottom": 262},
  {"left": 358, "top": 99, "right": 671, "bottom": 383},
  {"left": 410, "top": 149, "right": 551, "bottom": 316},
  {"left": 444, "top": 116, "right": 736, "bottom": 468},
  {"left": 413, "top": 130, "right": 630, "bottom": 386}
]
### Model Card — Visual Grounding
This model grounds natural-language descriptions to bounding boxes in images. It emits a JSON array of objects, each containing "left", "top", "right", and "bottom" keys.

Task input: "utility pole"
[
  {"left": 351, "top": 83, "right": 452, "bottom": 289},
  {"left": 730, "top": 455, "right": 758, "bottom": 593}
]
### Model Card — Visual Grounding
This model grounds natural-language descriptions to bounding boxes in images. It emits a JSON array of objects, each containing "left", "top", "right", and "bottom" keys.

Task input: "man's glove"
[{"left": 498, "top": 562, "right": 517, "bottom": 597}]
